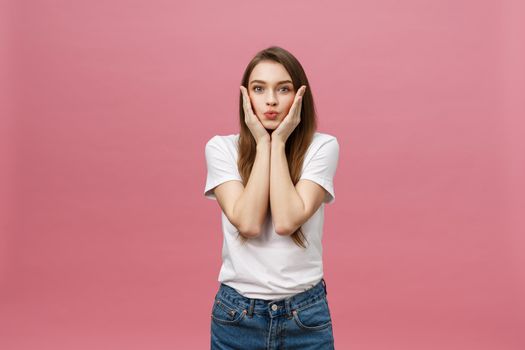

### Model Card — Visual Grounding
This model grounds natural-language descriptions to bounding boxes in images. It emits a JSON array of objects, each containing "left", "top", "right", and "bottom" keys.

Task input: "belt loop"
[
  {"left": 322, "top": 278, "right": 327, "bottom": 296},
  {"left": 285, "top": 297, "right": 292, "bottom": 319},
  {"left": 247, "top": 298, "right": 255, "bottom": 317}
]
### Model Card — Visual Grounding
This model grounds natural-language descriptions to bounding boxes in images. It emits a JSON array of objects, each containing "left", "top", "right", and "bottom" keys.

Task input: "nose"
[{"left": 266, "top": 91, "right": 278, "bottom": 106}]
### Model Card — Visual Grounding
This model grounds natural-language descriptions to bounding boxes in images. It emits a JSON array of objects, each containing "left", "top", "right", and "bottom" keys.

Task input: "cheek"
[
  {"left": 248, "top": 94, "right": 261, "bottom": 108},
  {"left": 283, "top": 97, "right": 295, "bottom": 112}
]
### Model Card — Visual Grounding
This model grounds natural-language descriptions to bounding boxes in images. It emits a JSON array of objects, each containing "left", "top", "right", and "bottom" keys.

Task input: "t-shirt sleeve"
[
  {"left": 299, "top": 136, "right": 340, "bottom": 204},
  {"left": 204, "top": 136, "right": 243, "bottom": 200}
]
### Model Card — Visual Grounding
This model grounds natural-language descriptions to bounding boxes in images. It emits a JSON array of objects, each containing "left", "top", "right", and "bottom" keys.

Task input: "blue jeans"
[{"left": 210, "top": 278, "right": 335, "bottom": 349}]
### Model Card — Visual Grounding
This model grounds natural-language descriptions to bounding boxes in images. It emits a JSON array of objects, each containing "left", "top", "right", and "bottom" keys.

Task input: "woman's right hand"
[{"left": 240, "top": 86, "right": 270, "bottom": 144}]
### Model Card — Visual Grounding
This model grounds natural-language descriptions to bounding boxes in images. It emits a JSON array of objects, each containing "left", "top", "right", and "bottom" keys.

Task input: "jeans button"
[{"left": 271, "top": 304, "right": 278, "bottom": 311}]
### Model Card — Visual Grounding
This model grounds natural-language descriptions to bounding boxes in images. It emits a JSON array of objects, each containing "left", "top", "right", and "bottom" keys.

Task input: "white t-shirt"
[{"left": 204, "top": 131, "right": 339, "bottom": 300}]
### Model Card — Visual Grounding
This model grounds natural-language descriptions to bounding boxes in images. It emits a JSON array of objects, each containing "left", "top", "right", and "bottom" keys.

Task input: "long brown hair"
[{"left": 237, "top": 46, "right": 317, "bottom": 248}]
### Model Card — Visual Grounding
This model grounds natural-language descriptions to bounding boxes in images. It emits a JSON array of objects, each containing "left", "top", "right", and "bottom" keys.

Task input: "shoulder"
[
  {"left": 205, "top": 133, "right": 240, "bottom": 149},
  {"left": 205, "top": 134, "right": 240, "bottom": 158},
  {"left": 300, "top": 132, "right": 339, "bottom": 169},
  {"left": 308, "top": 131, "right": 339, "bottom": 153},
  {"left": 312, "top": 131, "right": 338, "bottom": 144}
]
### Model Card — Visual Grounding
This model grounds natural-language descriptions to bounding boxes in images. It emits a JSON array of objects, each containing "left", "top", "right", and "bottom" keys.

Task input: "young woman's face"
[{"left": 248, "top": 61, "right": 296, "bottom": 130}]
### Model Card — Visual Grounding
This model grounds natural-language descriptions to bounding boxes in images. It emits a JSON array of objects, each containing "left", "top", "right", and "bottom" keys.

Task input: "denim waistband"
[{"left": 216, "top": 278, "right": 328, "bottom": 318}]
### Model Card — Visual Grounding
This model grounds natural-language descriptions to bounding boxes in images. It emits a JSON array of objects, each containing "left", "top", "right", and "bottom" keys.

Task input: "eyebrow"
[{"left": 249, "top": 79, "right": 293, "bottom": 85}]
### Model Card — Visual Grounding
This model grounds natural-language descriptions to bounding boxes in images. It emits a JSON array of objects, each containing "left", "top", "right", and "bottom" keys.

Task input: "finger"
[
  {"left": 240, "top": 86, "right": 249, "bottom": 102},
  {"left": 291, "top": 93, "right": 303, "bottom": 115},
  {"left": 301, "top": 85, "right": 307, "bottom": 96},
  {"left": 240, "top": 90, "right": 247, "bottom": 113},
  {"left": 241, "top": 86, "right": 250, "bottom": 106},
  {"left": 240, "top": 87, "right": 256, "bottom": 119},
  {"left": 297, "top": 86, "right": 306, "bottom": 106},
  {"left": 295, "top": 85, "right": 305, "bottom": 97},
  {"left": 240, "top": 87, "right": 250, "bottom": 110},
  {"left": 290, "top": 96, "right": 303, "bottom": 120},
  {"left": 243, "top": 86, "right": 252, "bottom": 100},
  {"left": 240, "top": 86, "right": 248, "bottom": 104},
  {"left": 292, "top": 86, "right": 305, "bottom": 107}
]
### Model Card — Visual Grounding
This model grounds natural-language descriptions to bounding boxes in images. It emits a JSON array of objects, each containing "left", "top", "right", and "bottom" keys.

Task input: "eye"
[{"left": 252, "top": 85, "right": 291, "bottom": 93}]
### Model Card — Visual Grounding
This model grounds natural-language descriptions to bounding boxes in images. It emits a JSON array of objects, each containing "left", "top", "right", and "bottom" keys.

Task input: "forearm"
[
  {"left": 234, "top": 140, "right": 270, "bottom": 237},
  {"left": 270, "top": 140, "right": 305, "bottom": 235}
]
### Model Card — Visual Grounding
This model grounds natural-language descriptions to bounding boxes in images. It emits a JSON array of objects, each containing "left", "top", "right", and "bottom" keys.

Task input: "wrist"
[
  {"left": 271, "top": 138, "right": 286, "bottom": 149},
  {"left": 256, "top": 137, "right": 271, "bottom": 149}
]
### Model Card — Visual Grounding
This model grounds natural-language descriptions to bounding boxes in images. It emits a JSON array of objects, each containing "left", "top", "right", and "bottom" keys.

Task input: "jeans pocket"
[
  {"left": 292, "top": 296, "right": 332, "bottom": 331},
  {"left": 211, "top": 297, "right": 247, "bottom": 325}
]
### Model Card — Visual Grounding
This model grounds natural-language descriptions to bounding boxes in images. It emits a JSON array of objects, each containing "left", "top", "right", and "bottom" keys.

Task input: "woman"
[{"left": 204, "top": 46, "right": 339, "bottom": 349}]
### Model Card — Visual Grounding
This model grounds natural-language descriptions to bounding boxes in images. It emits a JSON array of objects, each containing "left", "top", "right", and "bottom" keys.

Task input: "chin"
[{"left": 262, "top": 117, "right": 281, "bottom": 125}]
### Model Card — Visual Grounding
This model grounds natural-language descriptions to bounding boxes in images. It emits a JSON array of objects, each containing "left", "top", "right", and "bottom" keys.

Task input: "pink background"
[{"left": 1, "top": 0, "right": 524, "bottom": 349}]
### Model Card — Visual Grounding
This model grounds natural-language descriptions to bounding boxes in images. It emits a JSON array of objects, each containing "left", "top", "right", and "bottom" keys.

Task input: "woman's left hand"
[{"left": 271, "top": 85, "right": 307, "bottom": 144}]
